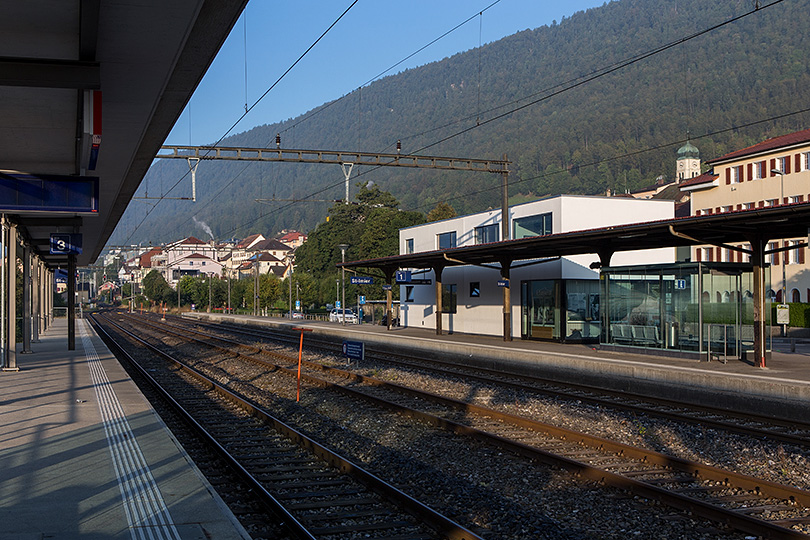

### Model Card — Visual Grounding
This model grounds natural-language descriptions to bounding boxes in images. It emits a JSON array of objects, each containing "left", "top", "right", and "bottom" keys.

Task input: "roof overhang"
[
  {"left": 341, "top": 203, "right": 810, "bottom": 274},
  {"left": 0, "top": 0, "right": 248, "bottom": 268}
]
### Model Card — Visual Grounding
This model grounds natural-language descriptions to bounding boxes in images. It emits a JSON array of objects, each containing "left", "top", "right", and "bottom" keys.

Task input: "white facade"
[{"left": 398, "top": 195, "right": 675, "bottom": 338}]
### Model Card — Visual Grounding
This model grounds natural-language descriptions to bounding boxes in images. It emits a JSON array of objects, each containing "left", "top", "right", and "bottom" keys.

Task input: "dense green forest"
[{"left": 110, "top": 0, "right": 810, "bottom": 246}]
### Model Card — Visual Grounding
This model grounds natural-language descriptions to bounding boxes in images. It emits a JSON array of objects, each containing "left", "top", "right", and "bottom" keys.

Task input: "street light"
[
  {"left": 771, "top": 168, "right": 787, "bottom": 336},
  {"left": 338, "top": 244, "right": 349, "bottom": 325}
]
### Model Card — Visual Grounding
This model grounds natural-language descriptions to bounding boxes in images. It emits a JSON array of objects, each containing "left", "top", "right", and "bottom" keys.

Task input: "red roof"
[
  {"left": 139, "top": 247, "right": 162, "bottom": 268},
  {"left": 184, "top": 253, "right": 213, "bottom": 260},
  {"left": 181, "top": 236, "right": 207, "bottom": 245},
  {"left": 707, "top": 128, "right": 810, "bottom": 164},
  {"left": 279, "top": 231, "right": 305, "bottom": 242},
  {"left": 236, "top": 233, "right": 263, "bottom": 248}
]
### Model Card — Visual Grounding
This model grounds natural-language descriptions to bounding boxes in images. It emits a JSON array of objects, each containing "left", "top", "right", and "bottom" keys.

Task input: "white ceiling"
[{"left": 0, "top": 0, "right": 248, "bottom": 266}]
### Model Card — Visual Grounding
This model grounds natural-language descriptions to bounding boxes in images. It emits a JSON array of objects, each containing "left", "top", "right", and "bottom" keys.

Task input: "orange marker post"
[{"left": 293, "top": 327, "right": 313, "bottom": 402}]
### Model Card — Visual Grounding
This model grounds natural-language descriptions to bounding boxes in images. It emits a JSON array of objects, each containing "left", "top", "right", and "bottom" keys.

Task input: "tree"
[
  {"left": 426, "top": 202, "right": 456, "bottom": 222},
  {"left": 142, "top": 270, "right": 171, "bottom": 303}
]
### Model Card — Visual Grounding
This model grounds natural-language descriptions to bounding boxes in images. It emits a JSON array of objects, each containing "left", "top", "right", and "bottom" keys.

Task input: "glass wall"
[
  {"left": 601, "top": 263, "right": 770, "bottom": 359},
  {"left": 520, "top": 279, "right": 600, "bottom": 342}
]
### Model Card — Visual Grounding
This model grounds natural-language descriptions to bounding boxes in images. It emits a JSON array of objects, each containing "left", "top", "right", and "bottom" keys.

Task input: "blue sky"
[{"left": 164, "top": 0, "right": 608, "bottom": 147}]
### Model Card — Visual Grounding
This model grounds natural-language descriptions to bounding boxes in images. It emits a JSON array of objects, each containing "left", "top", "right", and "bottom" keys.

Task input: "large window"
[
  {"left": 442, "top": 284, "right": 457, "bottom": 313},
  {"left": 731, "top": 165, "right": 743, "bottom": 183},
  {"left": 754, "top": 161, "right": 765, "bottom": 179},
  {"left": 437, "top": 231, "right": 457, "bottom": 250},
  {"left": 475, "top": 224, "right": 499, "bottom": 244},
  {"left": 405, "top": 238, "right": 414, "bottom": 254},
  {"left": 513, "top": 212, "right": 552, "bottom": 239}
]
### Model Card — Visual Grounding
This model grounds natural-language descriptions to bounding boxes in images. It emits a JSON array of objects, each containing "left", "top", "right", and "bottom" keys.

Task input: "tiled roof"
[
  {"left": 707, "top": 128, "right": 810, "bottom": 164},
  {"left": 181, "top": 236, "right": 207, "bottom": 245},
  {"left": 236, "top": 233, "right": 263, "bottom": 248},
  {"left": 250, "top": 238, "right": 290, "bottom": 251}
]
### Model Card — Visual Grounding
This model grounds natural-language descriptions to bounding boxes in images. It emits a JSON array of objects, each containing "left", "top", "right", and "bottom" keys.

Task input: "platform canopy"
[
  {"left": 0, "top": 0, "right": 248, "bottom": 267},
  {"left": 340, "top": 203, "right": 810, "bottom": 274}
]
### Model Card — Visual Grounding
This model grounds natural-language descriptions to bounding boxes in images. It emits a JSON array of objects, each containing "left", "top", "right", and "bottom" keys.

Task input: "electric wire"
[
  {"left": 131, "top": 0, "right": 783, "bottom": 243},
  {"left": 123, "top": 1, "right": 360, "bottom": 244},
  {"left": 167, "top": 1, "right": 505, "bottom": 232}
]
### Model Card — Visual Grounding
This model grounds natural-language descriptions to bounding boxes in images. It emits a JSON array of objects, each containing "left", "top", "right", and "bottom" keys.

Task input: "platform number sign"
[
  {"left": 674, "top": 279, "right": 687, "bottom": 290},
  {"left": 50, "top": 233, "right": 82, "bottom": 255}
]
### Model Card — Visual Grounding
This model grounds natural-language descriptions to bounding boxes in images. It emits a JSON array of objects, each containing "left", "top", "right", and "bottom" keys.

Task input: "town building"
[
  {"left": 680, "top": 128, "right": 810, "bottom": 302},
  {"left": 398, "top": 195, "right": 675, "bottom": 341}
]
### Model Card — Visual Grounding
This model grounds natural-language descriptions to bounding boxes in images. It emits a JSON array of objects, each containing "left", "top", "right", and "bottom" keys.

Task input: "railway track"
[
  {"left": 91, "top": 312, "right": 483, "bottom": 540},
  {"left": 188, "top": 315, "right": 810, "bottom": 450},
  {"left": 111, "top": 312, "right": 810, "bottom": 538}
]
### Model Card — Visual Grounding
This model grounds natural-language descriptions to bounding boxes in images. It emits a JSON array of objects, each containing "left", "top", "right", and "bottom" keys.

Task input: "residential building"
[
  {"left": 278, "top": 230, "right": 307, "bottom": 249},
  {"left": 680, "top": 128, "right": 810, "bottom": 302},
  {"left": 399, "top": 195, "right": 675, "bottom": 341}
]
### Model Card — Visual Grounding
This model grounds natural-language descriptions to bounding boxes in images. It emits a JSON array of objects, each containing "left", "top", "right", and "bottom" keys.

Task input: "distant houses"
[{"left": 105, "top": 231, "right": 307, "bottom": 286}]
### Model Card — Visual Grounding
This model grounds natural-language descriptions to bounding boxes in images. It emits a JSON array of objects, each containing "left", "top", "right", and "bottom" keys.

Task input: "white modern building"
[{"left": 398, "top": 195, "right": 675, "bottom": 341}]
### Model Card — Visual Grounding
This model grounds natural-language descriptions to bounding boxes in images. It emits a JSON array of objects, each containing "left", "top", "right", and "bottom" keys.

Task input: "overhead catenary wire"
[
  {"left": 131, "top": 0, "right": 785, "bottom": 244},
  {"left": 123, "top": 0, "right": 360, "bottom": 244}
]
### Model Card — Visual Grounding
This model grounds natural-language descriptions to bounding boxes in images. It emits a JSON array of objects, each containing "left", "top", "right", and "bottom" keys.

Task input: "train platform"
[
  {"left": 0, "top": 317, "right": 251, "bottom": 540},
  {"left": 184, "top": 312, "right": 810, "bottom": 423}
]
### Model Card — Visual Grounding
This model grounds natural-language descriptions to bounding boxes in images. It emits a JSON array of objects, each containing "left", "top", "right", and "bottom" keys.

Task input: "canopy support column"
[
  {"left": 383, "top": 267, "right": 395, "bottom": 331},
  {"left": 21, "top": 245, "right": 32, "bottom": 354},
  {"left": 68, "top": 254, "right": 76, "bottom": 351},
  {"left": 500, "top": 258, "right": 513, "bottom": 341},
  {"left": 3, "top": 221, "right": 18, "bottom": 371},
  {"left": 747, "top": 235, "right": 768, "bottom": 368},
  {"left": 433, "top": 265, "right": 445, "bottom": 336}
]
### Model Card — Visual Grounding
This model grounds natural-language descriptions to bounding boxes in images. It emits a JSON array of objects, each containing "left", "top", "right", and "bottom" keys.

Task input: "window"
[
  {"left": 474, "top": 224, "right": 499, "bottom": 244},
  {"left": 702, "top": 247, "right": 713, "bottom": 262},
  {"left": 790, "top": 195, "right": 804, "bottom": 204},
  {"left": 720, "top": 205, "right": 732, "bottom": 213},
  {"left": 804, "top": 152, "right": 810, "bottom": 171},
  {"left": 765, "top": 199, "right": 778, "bottom": 207},
  {"left": 513, "top": 212, "right": 552, "bottom": 239},
  {"left": 469, "top": 282, "right": 480, "bottom": 297},
  {"left": 437, "top": 231, "right": 457, "bottom": 250},
  {"left": 731, "top": 165, "right": 743, "bottom": 183},
  {"left": 793, "top": 289, "right": 802, "bottom": 303},
  {"left": 441, "top": 284, "right": 457, "bottom": 313},
  {"left": 791, "top": 240, "right": 804, "bottom": 265},
  {"left": 754, "top": 161, "right": 765, "bottom": 179},
  {"left": 768, "top": 242, "right": 779, "bottom": 265},
  {"left": 777, "top": 156, "right": 788, "bottom": 172},
  {"left": 404, "top": 286, "right": 414, "bottom": 302},
  {"left": 405, "top": 238, "right": 414, "bottom": 254},
  {"left": 743, "top": 202, "right": 754, "bottom": 210}
]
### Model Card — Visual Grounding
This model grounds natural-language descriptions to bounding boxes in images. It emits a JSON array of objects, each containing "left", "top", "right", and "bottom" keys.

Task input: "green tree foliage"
[
  {"left": 142, "top": 270, "right": 171, "bottom": 302},
  {"left": 426, "top": 202, "right": 457, "bottom": 222},
  {"left": 113, "top": 0, "right": 810, "bottom": 251}
]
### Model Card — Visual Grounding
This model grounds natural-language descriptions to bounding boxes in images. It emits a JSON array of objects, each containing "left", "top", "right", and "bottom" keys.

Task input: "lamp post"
[
  {"left": 771, "top": 168, "right": 787, "bottom": 336},
  {"left": 338, "top": 244, "right": 349, "bottom": 325}
]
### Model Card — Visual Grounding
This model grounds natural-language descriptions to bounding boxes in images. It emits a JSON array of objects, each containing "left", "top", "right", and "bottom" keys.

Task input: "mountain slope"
[{"left": 112, "top": 0, "right": 810, "bottom": 245}]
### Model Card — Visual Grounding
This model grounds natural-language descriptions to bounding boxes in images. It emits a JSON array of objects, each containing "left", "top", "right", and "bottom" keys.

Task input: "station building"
[{"left": 398, "top": 195, "right": 675, "bottom": 341}]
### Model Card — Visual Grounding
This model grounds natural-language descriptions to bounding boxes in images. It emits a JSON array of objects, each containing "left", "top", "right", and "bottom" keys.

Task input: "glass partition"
[{"left": 601, "top": 263, "right": 769, "bottom": 359}]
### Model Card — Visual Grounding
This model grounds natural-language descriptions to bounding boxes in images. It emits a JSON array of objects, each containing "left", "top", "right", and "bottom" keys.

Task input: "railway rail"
[
  {"left": 190, "top": 315, "right": 810, "bottom": 449},
  {"left": 107, "top": 311, "right": 810, "bottom": 538},
  {"left": 90, "top": 312, "right": 482, "bottom": 540}
]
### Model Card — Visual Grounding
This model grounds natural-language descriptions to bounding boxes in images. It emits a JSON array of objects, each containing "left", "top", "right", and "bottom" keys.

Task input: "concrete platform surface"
[
  {"left": 186, "top": 312, "right": 810, "bottom": 423},
  {"left": 0, "top": 317, "right": 251, "bottom": 540}
]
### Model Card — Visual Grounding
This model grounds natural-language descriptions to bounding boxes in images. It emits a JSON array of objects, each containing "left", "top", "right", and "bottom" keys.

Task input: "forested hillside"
[{"left": 111, "top": 0, "right": 810, "bottom": 245}]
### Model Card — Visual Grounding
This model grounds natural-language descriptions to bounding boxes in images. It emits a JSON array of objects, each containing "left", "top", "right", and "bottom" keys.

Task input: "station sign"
[
  {"left": 674, "top": 279, "right": 687, "bottom": 290},
  {"left": 497, "top": 279, "right": 510, "bottom": 288},
  {"left": 0, "top": 172, "right": 98, "bottom": 214},
  {"left": 382, "top": 284, "right": 392, "bottom": 291},
  {"left": 50, "top": 233, "right": 82, "bottom": 255},
  {"left": 350, "top": 276, "right": 374, "bottom": 285},
  {"left": 395, "top": 270, "right": 412, "bottom": 283}
]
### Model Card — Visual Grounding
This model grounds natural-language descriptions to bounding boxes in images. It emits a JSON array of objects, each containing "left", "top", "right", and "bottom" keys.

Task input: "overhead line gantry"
[{"left": 156, "top": 144, "right": 512, "bottom": 240}]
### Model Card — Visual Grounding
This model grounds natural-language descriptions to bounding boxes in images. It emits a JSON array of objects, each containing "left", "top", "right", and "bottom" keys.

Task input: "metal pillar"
[
  {"left": 749, "top": 236, "right": 768, "bottom": 368},
  {"left": 501, "top": 153, "right": 510, "bottom": 241},
  {"left": 500, "top": 259, "right": 512, "bottom": 341},
  {"left": 434, "top": 265, "right": 444, "bottom": 336},
  {"left": 68, "top": 254, "right": 76, "bottom": 351},
  {"left": 21, "top": 245, "right": 32, "bottom": 354},
  {"left": 384, "top": 268, "right": 395, "bottom": 331},
  {"left": 32, "top": 258, "right": 40, "bottom": 342},
  {"left": 4, "top": 221, "right": 17, "bottom": 371}
]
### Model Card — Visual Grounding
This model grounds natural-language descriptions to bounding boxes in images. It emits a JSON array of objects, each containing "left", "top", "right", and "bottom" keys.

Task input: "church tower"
[{"left": 676, "top": 140, "right": 700, "bottom": 182}]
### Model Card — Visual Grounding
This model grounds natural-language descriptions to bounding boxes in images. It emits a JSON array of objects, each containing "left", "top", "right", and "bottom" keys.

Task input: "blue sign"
[
  {"left": 342, "top": 340, "right": 364, "bottom": 361},
  {"left": 295, "top": 300, "right": 301, "bottom": 309},
  {"left": 336, "top": 301, "right": 341, "bottom": 308},
  {"left": 359, "top": 295, "right": 366, "bottom": 305},
  {"left": 497, "top": 279, "right": 510, "bottom": 288},
  {"left": 675, "top": 279, "right": 687, "bottom": 290},
  {"left": 350, "top": 276, "right": 374, "bottom": 285},
  {"left": 50, "top": 233, "right": 82, "bottom": 255},
  {"left": 0, "top": 172, "right": 98, "bottom": 214},
  {"left": 395, "top": 270, "right": 412, "bottom": 283},
  {"left": 382, "top": 284, "right": 392, "bottom": 291},
  {"left": 55, "top": 269, "right": 68, "bottom": 284}
]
